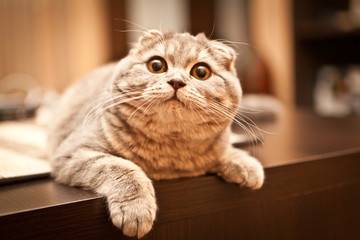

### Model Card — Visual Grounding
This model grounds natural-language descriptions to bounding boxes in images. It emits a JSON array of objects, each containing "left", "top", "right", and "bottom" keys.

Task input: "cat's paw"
[
  {"left": 218, "top": 151, "right": 264, "bottom": 189},
  {"left": 107, "top": 184, "right": 157, "bottom": 238}
]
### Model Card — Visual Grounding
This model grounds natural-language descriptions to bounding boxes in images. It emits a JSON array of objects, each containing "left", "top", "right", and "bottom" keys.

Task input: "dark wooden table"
[{"left": 1, "top": 109, "right": 360, "bottom": 240}]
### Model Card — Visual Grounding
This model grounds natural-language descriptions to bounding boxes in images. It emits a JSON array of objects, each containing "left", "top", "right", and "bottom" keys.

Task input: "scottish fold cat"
[{"left": 48, "top": 30, "right": 264, "bottom": 238}]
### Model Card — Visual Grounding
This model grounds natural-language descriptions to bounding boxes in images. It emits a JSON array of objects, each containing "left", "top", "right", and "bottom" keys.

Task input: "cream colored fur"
[{"left": 48, "top": 30, "right": 264, "bottom": 238}]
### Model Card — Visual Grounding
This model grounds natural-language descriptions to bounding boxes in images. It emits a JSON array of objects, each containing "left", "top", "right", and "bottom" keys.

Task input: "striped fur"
[{"left": 48, "top": 30, "right": 264, "bottom": 238}]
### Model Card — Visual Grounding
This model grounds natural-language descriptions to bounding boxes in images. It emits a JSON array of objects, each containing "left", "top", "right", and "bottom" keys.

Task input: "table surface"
[
  {"left": 1, "top": 108, "right": 360, "bottom": 216},
  {"left": 1, "top": 108, "right": 360, "bottom": 239}
]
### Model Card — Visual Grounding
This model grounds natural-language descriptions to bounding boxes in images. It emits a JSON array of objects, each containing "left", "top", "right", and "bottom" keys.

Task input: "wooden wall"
[
  {"left": 0, "top": 0, "right": 112, "bottom": 92},
  {"left": 249, "top": 0, "right": 295, "bottom": 108},
  {"left": 0, "top": 0, "right": 295, "bottom": 109}
]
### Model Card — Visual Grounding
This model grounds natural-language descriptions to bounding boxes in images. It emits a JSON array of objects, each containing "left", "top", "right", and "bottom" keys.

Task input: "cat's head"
[{"left": 111, "top": 30, "right": 242, "bottom": 126}]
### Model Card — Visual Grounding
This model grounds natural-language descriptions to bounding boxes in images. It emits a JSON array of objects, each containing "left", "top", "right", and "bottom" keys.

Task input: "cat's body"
[{"left": 49, "top": 30, "right": 264, "bottom": 238}]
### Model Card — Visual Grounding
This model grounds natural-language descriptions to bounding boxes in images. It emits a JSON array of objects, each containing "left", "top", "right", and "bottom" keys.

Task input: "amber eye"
[
  {"left": 191, "top": 63, "right": 211, "bottom": 80},
  {"left": 147, "top": 57, "right": 167, "bottom": 74}
]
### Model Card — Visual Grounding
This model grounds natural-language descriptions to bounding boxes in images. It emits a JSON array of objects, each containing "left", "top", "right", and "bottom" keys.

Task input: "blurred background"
[{"left": 0, "top": 0, "right": 360, "bottom": 120}]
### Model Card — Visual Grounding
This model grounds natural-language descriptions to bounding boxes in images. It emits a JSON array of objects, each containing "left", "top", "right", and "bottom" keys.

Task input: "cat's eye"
[
  {"left": 147, "top": 57, "right": 167, "bottom": 74},
  {"left": 191, "top": 63, "right": 211, "bottom": 80}
]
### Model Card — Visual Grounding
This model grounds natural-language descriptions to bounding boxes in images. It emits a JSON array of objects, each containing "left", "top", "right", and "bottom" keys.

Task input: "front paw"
[
  {"left": 218, "top": 152, "right": 264, "bottom": 189},
  {"left": 107, "top": 187, "right": 157, "bottom": 238}
]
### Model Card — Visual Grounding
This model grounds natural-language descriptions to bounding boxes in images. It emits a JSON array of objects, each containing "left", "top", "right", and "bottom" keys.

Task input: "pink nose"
[{"left": 168, "top": 79, "right": 186, "bottom": 90}]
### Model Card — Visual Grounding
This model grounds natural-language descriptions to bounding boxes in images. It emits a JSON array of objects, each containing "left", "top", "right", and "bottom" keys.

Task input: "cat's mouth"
[
  {"left": 166, "top": 94, "right": 180, "bottom": 102},
  {"left": 165, "top": 92, "right": 185, "bottom": 106},
  {"left": 170, "top": 94, "right": 179, "bottom": 101}
]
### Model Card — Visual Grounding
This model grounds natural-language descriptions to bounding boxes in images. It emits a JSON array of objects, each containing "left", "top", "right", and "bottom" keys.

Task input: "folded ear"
[
  {"left": 195, "top": 33, "right": 236, "bottom": 72},
  {"left": 138, "top": 29, "right": 163, "bottom": 45},
  {"left": 210, "top": 41, "right": 237, "bottom": 72},
  {"left": 195, "top": 32, "right": 208, "bottom": 42}
]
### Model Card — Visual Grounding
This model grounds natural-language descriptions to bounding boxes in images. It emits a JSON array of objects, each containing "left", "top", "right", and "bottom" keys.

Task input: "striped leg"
[{"left": 52, "top": 149, "right": 157, "bottom": 238}]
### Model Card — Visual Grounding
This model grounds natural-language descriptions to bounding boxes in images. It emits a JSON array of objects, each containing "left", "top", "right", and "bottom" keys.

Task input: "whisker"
[
  {"left": 85, "top": 90, "right": 142, "bottom": 113},
  {"left": 191, "top": 98, "right": 223, "bottom": 131},
  {"left": 83, "top": 94, "right": 125, "bottom": 125},
  {"left": 189, "top": 97, "right": 259, "bottom": 147},
  {"left": 209, "top": 105, "right": 256, "bottom": 137},
  {"left": 82, "top": 91, "right": 143, "bottom": 125},
  {"left": 213, "top": 100, "right": 262, "bottom": 114},
  {"left": 206, "top": 101, "right": 263, "bottom": 146},
  {"left": 209, "top": 20, "right": 216, "bottom": 39},
  {"left": 235, "top": 111, "right": 275, "bottom": 135},
  {"left": 237, "top": 104, "right": 267, "bottom": 114},
  {"left": 83, "top": 94, "right": 146, "bottom": 127},
  {"left": 114, "top": 18, "right": 148, "bottom": 32},
  {"left": 209, "top": 100, "right": 273, "bottom": 135},
  {"left": 188, "top": 101, "right": 210, "bottom": 128},
  {"left": 214, "top": 39, "right": 257, "bottom": 50},
  {"left": 139, "top": 96, "right": 158, "bottom": 119},
  {"left": 127, "top": 94, "right": 155, "bottom": 120},
  {"left": 114, "top": 29, "right": 147, "bottom": 34}
]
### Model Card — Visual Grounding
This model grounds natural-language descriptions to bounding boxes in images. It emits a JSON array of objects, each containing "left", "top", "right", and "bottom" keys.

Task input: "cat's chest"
[
  {"left": 130, "top": 138, "right": 218, "bottom": 179},
  {"left": 129, "top": 130, "right": 213, "bottom": 162},
  {"left": 102, "top": 111, "right": 225, "bottom": 175}
]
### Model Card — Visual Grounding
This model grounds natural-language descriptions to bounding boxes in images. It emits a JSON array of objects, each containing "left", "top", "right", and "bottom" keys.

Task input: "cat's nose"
[{"left": 168, "top": 79, "right": 186, "bottom": 90}]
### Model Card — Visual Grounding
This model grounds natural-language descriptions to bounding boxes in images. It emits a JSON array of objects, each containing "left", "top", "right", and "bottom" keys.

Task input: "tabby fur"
[{"left": 48, "top": 30, "right": 264, "bottom": 238}]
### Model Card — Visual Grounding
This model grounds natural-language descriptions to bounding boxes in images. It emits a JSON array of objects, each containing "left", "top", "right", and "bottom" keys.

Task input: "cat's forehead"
[
  {"left": 142, "top": 34, "right": 204, "bottom": 62},
  {"left": 136, "top": 32, "right": 225, "bottom": 68}
]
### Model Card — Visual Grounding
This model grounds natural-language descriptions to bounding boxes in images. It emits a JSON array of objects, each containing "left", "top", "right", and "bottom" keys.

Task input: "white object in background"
[
  {"left": 345, "top": 67, "right": 360, "bottom": 115},
  {"left": 314, "top": 66, "right": 351, "bottom": 117}
]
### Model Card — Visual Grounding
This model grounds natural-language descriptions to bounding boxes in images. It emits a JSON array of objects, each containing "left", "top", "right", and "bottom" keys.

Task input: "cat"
[{"left": 48, "top": 30, "right": 264, "bottom": 238}]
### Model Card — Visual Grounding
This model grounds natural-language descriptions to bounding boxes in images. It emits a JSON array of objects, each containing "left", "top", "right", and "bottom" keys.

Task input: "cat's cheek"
[
  {"left": 176, "top": 88, "right": 204, "bottom": 106},
  {"left": 175, "top": 89, "right": 187, "bottom": 102}
]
